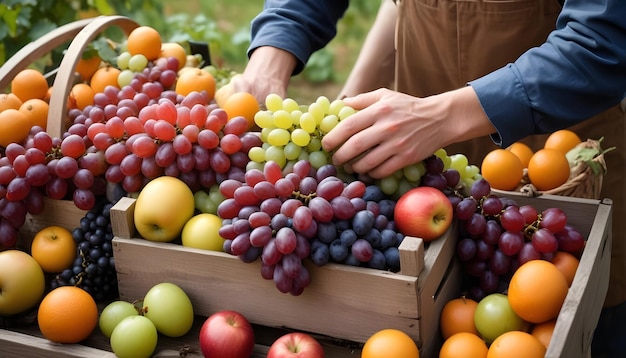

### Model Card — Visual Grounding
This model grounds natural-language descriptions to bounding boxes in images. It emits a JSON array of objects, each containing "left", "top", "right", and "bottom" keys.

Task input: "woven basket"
[
  {"left": 514, "top": 138, "right": 609, "bottom": 199},
  {"left": 0, "top": 15, "right": 138, "bottom": 138}
]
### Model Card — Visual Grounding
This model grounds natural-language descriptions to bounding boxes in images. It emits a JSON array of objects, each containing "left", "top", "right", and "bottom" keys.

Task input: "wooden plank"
[
  {"left": 113, "top": 237, "right": 422, "bottom": 343},
  {"left": 399, "top": 236, "right": 424, "bottom": 277},
  {"left": 19, "top": 197, "right": 87, "bottom": 246},
  {"left": 546, "top": 198, "right": 612, "bottom": 357},
  {"left": 0, "top": 329, "right": 115, "bottom": 358}
]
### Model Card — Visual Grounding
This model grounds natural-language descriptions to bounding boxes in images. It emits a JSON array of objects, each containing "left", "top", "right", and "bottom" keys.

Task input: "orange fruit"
[
  {"left": 69, "top": 83, "right": 96, "bottom": 111},
  {"left": 480, "top": 148, "right": 523, "bottom": 191},
  {"left": 127, "top": 26, "right": 162, "bottom": 61},
  {"left": 544, "top": 129, "right": 581, "bottom": 155},
  {"left": 75, "top": 52, "right": 102, "bottom": 81},
  {"left": 487, "top": 330, "right": 546, "bottom": 358},
  {"left": 175, "top": 68, "right": 216, "bottom": 101},
  {"left": 11, "top": 68, "right": 49, "bottom": 102},
  {"left": 551, "top": 250, "right": 579, "bottom": 286},
  {"left": 160, "top": 42, "right": 187, "bottom": 68},
  {"left": 37, "top": 286, "right": 98, "bottom": 344},
  {"left": 30, "top": 225, "right": 76, "bottom": 273},
  {"left": 19, "top": 98, "right": 49, "bottom": 130},
  {"left": 90, "top": 66, "right": 121, "bottom": 94},
  {"left": 531, "top": 319, "right": 556, "bottom": 349},
  {"left": 440, "top": 297, "right": 479, "bottom": 339},
  {"left": 0, "top": 108, "right": 31, "bottom": 147},
  {"left": 507, "top": 260, "right": 569, "bottom": 324},
  {"left": 440, "top": 332, "right": 488, "bottom": 358},
  {"left": 0, "top": 93, "right": 23, "bottom": 112},
  {"left": 361, "top": 329, "right": 420, "bottom": 358},
  {"left": 222, "top": 91, "right": 260, "bottom": 130},
  {"left": 527, "top": 148, "right": 570, "bottom": 191},
  {"left": 506, "top": 142, "right": 534, "bottom": 169}
]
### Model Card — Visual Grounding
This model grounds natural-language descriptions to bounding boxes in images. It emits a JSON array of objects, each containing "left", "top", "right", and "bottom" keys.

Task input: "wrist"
[{"left": 245, "top": 46, "right": 297, "bottom": 86}]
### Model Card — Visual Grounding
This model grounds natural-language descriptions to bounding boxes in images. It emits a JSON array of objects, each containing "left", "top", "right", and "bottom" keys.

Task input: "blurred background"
[{"left": 0, "top": 0, "right": 380, "bottom": 103}]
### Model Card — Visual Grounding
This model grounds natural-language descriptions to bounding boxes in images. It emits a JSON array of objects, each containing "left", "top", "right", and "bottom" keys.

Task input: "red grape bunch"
[
  {"left": 453, "top": 178, "right": 586, "bottom": 301},
  {"left": 217, "top": 159, "right": 406, "bottom": 296}
]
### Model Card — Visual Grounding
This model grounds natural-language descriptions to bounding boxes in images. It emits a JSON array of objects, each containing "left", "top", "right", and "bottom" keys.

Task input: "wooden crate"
[
  {"left": 0, "top": 193, "right": 611, "bottom": 357},
  {"left": 108, "top": 192, "right": 611, "bottom": 358},
  {"left": 110, "top": 196, "right": 461, "bottom": 357}
]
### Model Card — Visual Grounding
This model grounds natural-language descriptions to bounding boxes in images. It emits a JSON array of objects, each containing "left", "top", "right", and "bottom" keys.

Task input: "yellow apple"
[
  {"left": 181, "top": 213, "right": 224, "bottom": 251},
  {"left": 133, "top": 176, "right": 195, "bottom": 242},
  {"left": 0, "top": 250, "right": 46, "bottom": 315}
]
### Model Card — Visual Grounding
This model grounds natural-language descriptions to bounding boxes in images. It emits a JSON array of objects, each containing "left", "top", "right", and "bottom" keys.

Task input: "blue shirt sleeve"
[
  {"left": 469, "top": 0, "right": 626, "bottom": 147},
  {"left": 248, "top": 0, "right": 350, "bottom": 75}
]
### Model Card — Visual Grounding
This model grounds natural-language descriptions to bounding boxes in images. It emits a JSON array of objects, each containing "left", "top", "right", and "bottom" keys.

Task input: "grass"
[{"left": 159, "top": 0, "right": 379, "bottom": 103}]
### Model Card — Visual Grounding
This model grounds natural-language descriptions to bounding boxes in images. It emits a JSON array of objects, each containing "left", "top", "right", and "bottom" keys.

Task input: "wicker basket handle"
[
  {"left": 0, "top": 18, "right": 93, "bottom": 92},
  {"left": 48, "top": 15, "right": 139, "bottom": 138}
]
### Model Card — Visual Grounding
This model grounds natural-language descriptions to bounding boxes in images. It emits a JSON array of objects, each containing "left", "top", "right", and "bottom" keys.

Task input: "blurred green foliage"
[
  {"left": 1, "top": 0, "right": 379, "bottom": 90},
  {"left": 0, "top": 0, "right": 163, "bottom": 66}
]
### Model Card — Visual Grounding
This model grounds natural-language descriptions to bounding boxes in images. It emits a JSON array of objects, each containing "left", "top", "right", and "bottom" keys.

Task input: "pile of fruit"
[{"left": 0, "top": 21, "right": 596, "bottom": 358}]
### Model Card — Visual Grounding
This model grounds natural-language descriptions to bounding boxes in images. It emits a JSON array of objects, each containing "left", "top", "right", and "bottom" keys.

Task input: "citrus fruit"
[
  {"left": 19, "top": 98, "right": 49, "bottom": 130},
  {"left": 90, "top": 66, "right": 121, "bottom": 94},
  {"left": 69, "top": 83, "right": 96, "bottom": 110},
  {"left": 506, "top": 142, "right": 534, "bottom": 168},
  {"left": 544, "top": 129, "right": 581, "bottom": 154},
  {"left": 127, "top": 26, "right": 162, "bottom": 61},
  {"left": 440, "top": 332, "right": 488, "bottom": 358},
  {"left": 11, "top": 68, "right": 49, "bottom": 102},
  {"left": 0, "top": 108, "right": 31, "bottom": 147},
  {"left": 480, "top": 148, "right": 523, "bottom": 191},
  {"left": 527, "top": 148, "right": 570, "bottom": 191},
  {"left": 551, "top": 250, "right": 580, "bottom": 286},
  {"left": 75, "top": 53, "right": 102, "bottom": 81},
  {"left": 361, "top": 328, "right": 419, "bottom": 358},
  {"left": 30, "top": 225, "right": 77, "bottom": 273},
  {"left": 37, "top": 286, "right": 99, "bottom": 343},
  {"left": 160, "top": 42, "right": 187, "bottom": 68},
  {"left": 0, "top": 93, "right": 23, "bottom": 112},
  {"left": 440, "top": 297, "right": 479, "bottom": 339},
  {"left": 487, "top": 330, "right": 546, "bottom": 358},
  {"left": 222, "top": 91, "right": 261, "bottom": 130},
  {"left": 531, "top": 319, "right": 556, "bottom": 349},
  {"left": 175, "top": 67, "right": 216, "bottom": 100},
  {"left": 507, "top": 259, "right": 569, "bottom": 323}
]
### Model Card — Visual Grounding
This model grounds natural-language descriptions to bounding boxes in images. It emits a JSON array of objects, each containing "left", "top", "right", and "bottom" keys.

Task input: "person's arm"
[
  {"left": 338, "top": 0, "right": 397, "bottom": 99},
  {"left": 233, "top": 0, "right": 349, "bottom": 102},
  {"left": 323, "top": 0, "right": 626, "bottom": 179},
  {"left": 470, "top": 0, "right": 626, "bottom": 148},
  {"left": 248, "top": 0, "right": 349, "bottom": 76}
]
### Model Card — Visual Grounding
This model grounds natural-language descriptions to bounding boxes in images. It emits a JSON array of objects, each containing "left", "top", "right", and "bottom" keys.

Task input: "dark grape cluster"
[
  {"left": 50, "top": 199, "right": 118, "bottom": 302},
  {"left": 217, "top": 159, "right": 406, "bottom": 296},
  {"left": 453, "top": 178, "right": 586, "bottom": 301}
]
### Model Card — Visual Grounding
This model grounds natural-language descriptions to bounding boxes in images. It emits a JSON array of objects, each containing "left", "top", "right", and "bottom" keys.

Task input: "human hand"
[{"left": 321, "top": 87, "right": 495, "bottom": 179}]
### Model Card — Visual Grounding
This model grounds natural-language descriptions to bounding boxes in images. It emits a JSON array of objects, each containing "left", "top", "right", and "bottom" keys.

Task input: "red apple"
[
  {"left": 199, "top": 310, "right": 255, "bottom": 358},
  {"left": 267, "top": 332, "right": 325, "bottom": 358},
  {"left": 394, "top": 186, "right": 453, "bottom": 241}
]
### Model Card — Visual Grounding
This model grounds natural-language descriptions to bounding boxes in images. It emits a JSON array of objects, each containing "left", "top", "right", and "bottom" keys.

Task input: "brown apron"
[{"left": 394, "top": 0, "right": 626, "bottom": 306}]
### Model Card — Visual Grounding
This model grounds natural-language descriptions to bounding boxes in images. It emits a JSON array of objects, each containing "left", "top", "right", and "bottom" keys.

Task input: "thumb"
[{"left": 342, "top": 89, "right": 386, "bottom": 110}]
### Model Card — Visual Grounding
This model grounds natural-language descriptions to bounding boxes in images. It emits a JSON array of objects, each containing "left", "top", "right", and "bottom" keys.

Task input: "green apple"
[
  {"left": 181, "top": 213, "right": 224, "bottom": 251},
  {"left": 133, "top": 176, "right": 195, "bottom": 242},
  {"left": 0, "top": 250, "right": 45, "bottom": 315},
  {"left": 142, "top": 282, "right": 194, "bottom": 337},
  {"left": 99, "top": 300, "right": 140, "bottom": 338},
  {"left": 474, "top": 293, "right": 527, "bottom": 343},
  {"left": 110, "top": 315, "right": 158, "bottom": 358}
]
